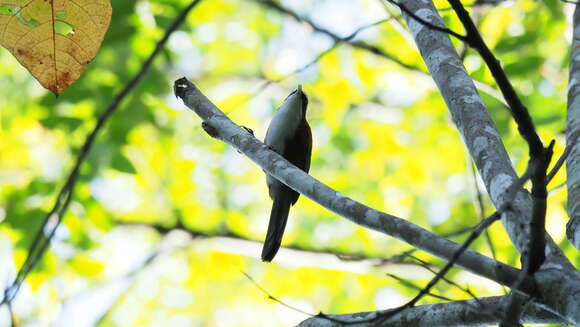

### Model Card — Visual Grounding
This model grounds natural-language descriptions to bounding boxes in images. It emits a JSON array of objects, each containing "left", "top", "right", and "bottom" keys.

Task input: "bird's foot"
[{"left": 241, "top": 126, "right": 254, "bottom": 135}]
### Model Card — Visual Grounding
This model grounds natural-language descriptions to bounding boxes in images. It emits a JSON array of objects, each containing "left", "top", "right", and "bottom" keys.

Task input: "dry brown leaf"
[{"left": 0, "top": 0, "right": 112, "bottom": 95}]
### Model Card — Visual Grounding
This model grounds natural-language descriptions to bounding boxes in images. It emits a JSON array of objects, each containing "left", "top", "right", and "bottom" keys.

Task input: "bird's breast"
[{"left": 264, "top": 107, "right": 302, "bottom": 153}]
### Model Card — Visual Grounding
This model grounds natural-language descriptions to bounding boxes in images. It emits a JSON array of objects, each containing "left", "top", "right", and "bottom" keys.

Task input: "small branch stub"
[
  {"left": 174, "top": 77, "right": 193, "bottom": 99},
  {"left": 171, "top": 77, "right": 534, "bottom": 293},
  {"left": 202, "top": 121, "right": 219, "bottom": 138}
]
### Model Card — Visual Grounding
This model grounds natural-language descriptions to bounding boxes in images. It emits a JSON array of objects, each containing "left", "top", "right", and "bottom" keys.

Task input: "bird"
[{"left": 262, "top": 85, "right": 312, "bottom": 262}]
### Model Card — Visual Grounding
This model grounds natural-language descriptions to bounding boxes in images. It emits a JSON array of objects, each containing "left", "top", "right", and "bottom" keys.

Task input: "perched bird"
[{"left": 262, "top": 85, "right": 312, "bottom": 262}]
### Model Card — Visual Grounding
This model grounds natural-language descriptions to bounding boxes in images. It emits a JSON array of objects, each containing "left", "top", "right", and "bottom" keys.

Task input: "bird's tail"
[{"left": 261, "top": 196, "right": 292, "bottom": 262}]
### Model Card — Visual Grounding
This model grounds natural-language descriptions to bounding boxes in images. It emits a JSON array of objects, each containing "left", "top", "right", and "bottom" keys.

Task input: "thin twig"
[
  {"left": 470, "top": 162, "right": 499, "bottom": 262},
  {"left": 386, "top": 273, "right": 454, "bottom": 302},
  {"left": 500, "top": 141, "right": 554, "bottom": 327},
  {"left": 445, "top": 0, "right": 544, "bottom": 156},
  {"left": 8, "top": 302, "right": 15, "bottom": 327},
  {"left": 547, "top": 134, "right": 578, "bottom": 183},
  {"left": 263, "top": 0, "right": 508, "bottom": 106},
  {"left": 409, "top": 255, "right": 481, "bottom": 301},
  {"left": 257, "top": 0, "right": 424, "bottom": 72},
  {"left": 229, "top": 16, "right": 397, "bottom": 111},
  {"left": 367, "top": 167, "right": 533, "bottom": 325},
  {"left": 386, "top": 0, "right": 468, "bottom": 41},
  {"left": 175, "top": 77, "right": 535, "bottom": 293},
  {"left": 407, "top": 214, "right": 500, "bottom": 303},
  {"left": 392, "top": 1, "right": 554, "bottom": 323},
  {"left": 242, "top": 272, "right": 315, "bottom": 317}
]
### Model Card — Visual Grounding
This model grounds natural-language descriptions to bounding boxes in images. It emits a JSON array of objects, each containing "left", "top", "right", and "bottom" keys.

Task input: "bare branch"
[
  {"left": 386, "top": 0, "right": 467, "bottom": 41},
  {"left": 7, "top": 302, "right": 15, "bottom": 327},
  {"left": 409, "top": 255, "right": 481, "bottom": 299},
  {"left": 236, "top": 17, "right": 397, "bottom": 108},
  {"left": 389, "top": 0, "right": 557, "bottom": 278},
  {"left": 442, "top": 0, "right": 555, "bottom": 283},
  {"left": 385, "top": 273, "right": 455, "bottom": 302},
  {"left": 173, "top": 77, "right": 534, "bottom": 293},
  {"left": 445, "top": 0, "right": 544, "bottom": 156},
  {"left": 392, "top": 2, "right": 580, "bottom": 323},
  {"left": 298, "top": 296, "right": 567, "bottom": 327},
  {"left": 396, "top": 213, "right": 501, "bottom": 309},
  {"left": 395, "top": 0, "right": 568, "bottom": 265},
  {"left": 526, "top": 140, "right": 554, "bottom": 273},
  {"left": 547, "top": 139, "right": 575, "bottom": 183},
  {"left": 371, "top": 169, "right": 530, "bottom": 324},
  {"left": 256, "top": 0, "right": 424, "bottom": 72}
]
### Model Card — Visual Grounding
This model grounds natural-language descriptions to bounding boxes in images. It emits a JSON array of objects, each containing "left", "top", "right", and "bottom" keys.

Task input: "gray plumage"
[{"left": 262, "top": 86, "right": 312, "bottom": 262}]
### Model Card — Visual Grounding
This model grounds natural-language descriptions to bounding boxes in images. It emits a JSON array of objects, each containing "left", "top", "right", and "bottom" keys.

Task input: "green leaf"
[
  {"left": 39, "top": 116, "right": 83, "bottom": 131},
  {"left": 504, "top": 56, "right": 544, "bottom": 76},
  {"left": 111, "top": 153, "right": 136, "bottom": 174}
]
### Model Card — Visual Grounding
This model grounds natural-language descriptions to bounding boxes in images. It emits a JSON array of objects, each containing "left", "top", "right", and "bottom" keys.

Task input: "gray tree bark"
[
  {"left": 566, "top": 5, "right": 580, "bottom": 252},
  {"left": 299, "top": 296, "right": 566, "bottom": 327}
]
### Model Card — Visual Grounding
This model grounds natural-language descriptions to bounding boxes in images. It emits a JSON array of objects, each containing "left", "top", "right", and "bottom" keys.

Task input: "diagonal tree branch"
[
  {"left": 173, "top": 77, "right": 534, "bottom": 293},
  {"left": 396, "top": 0, "right": 567, "bottom": 265},
  {"left": 385, "top": 273, "right": 455, "bottom": 302},
  {"left": 365, "top": 168, "right": 533, "bottom": 325},
  {"left": 407, "top": 0, "right": 559, "bottom": 323},
  {"left": 547, "top": 141, "right": 575, "bottom": 184},
  {"left": 437, "top": 3, "right": 558, "bottom": 291},
  {"left": 236, "top": 17, "right": 397, "bottom": 108},
  {"left": 386, "top": 0, "right": 467, "bottom": 41},
  {"left": 298, "top": 296, "right": 568, "bottom": 327},
  {"left": 444, "top": 3, "right": 555, "bottom": 307},
  {"left": 396, "top": 1, "right": 580, "bottom": 324},
  {"left": 445, "top": 0, "right": 544, "bottom": 156}
]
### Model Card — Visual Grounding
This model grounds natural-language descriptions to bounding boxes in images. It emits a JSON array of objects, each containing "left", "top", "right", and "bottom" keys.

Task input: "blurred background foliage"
[{"left": 0, "top": 0, "right": 576, "bottom": 326}]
